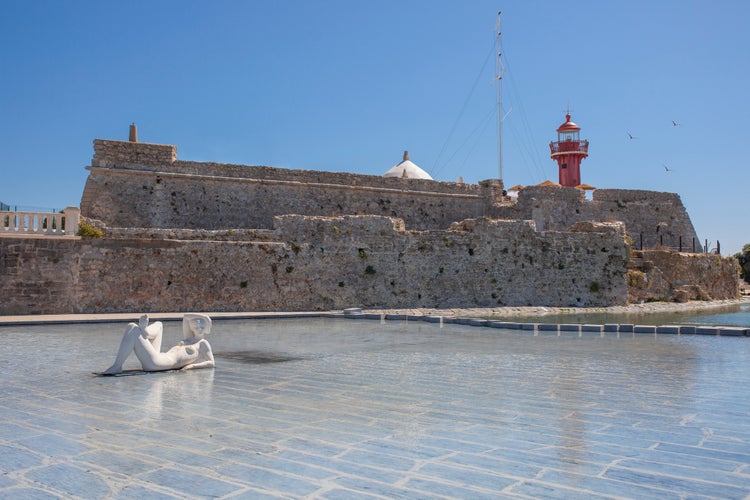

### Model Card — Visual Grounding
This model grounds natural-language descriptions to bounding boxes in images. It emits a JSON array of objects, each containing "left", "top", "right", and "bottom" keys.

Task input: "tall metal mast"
[{"left": 496, "top": 11, "right": 504, "bottom": 181}]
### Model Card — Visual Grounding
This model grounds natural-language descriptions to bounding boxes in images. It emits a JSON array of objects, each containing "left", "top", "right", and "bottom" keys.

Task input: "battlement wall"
[
  {"left": 82, "top": 140, "right": 503, "bottom": 231},
  {"left": 497, "top": 186, "right": 702, "bottom": 252},
  {"left": 81, "top": 139, "right": 701, "bottom": 251},
  {"left": 2, "top": 214, "right": 736, "bottom": 315},
  {"left": 91, "top": 139, "right": 490, "bottom": 195},
  {"left": 0, "top": 215, "right": 633, "bottom": 314},
  {"left": 593, "top": 189, "right": 682, "bottom": 204},
  {"left": 93, "top": 139, "right": 177, "bottom": 167}
]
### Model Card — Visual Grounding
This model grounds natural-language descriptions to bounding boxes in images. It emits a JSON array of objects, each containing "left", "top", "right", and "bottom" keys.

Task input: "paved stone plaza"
[{"left": 1, "top": 316, "right": 749, "bottom": 498}]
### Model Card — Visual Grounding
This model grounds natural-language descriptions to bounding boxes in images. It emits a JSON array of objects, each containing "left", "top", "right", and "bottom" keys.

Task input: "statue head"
[{"left": 182, "top": 313, "right": 212, "bottom": 340}]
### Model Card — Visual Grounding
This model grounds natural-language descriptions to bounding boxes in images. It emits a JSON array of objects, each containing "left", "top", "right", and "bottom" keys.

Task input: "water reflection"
[
  {"left": 506, "top": 301, "right": 750, "bottom": 327},
  {"left": 140, "top": 369, "right": 215, "bottom": 422}
]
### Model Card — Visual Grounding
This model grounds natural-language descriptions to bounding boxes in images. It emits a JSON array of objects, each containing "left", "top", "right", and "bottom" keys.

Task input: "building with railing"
[{"left": 0, "top": 207, "right": 79, "bottom": 237}]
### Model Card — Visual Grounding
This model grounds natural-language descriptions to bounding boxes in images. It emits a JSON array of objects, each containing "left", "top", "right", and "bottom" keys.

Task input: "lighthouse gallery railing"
[{"left": 549, "top": 139, "right": 589, "bottom": 155}]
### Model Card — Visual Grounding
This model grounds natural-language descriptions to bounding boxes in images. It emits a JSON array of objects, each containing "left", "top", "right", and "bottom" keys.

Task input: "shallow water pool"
[
  {"left": 507, "top": 301, "right": 750, "bottom": 327},
  {"left": 1, "top": 317, "right": 749, "bottom": 498}
]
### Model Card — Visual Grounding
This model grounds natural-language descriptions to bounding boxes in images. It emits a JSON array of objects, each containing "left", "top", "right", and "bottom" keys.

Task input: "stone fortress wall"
[
  {"left": 497, "top": 186, "right": 702, "bottom": 252},
  {"left": 0, "top": 216, "right": 632, "bottom": 314},
  {"left": 81, "top": 140, "right": 503, "bottom": 231},
  {"left": 0, "top": 139, "right": 738, "bottom": 315},
  {"left": 82, "top": 140, "right": 702, "bottom": 252}
]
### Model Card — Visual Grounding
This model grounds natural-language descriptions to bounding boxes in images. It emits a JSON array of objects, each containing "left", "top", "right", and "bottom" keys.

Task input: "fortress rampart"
[
  {"left": 0, "top": 216, "right": 631, "bottom": 314},
  {"left": 0, "top": 137, "right": 737, "bottom": 315},
  {"left": 497, "top": 187, "right": 702, "bottom": 252},
  {"left": 82, "top": 140, "right": 701, "bottom": 253},
  {"left": 82, "top": 140, "right": 503, "bottom": 231}
]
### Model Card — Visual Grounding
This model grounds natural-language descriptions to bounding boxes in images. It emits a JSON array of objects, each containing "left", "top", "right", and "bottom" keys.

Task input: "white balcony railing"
[{"left": 1, "top": 206, "right": 80, "bottom": 236}]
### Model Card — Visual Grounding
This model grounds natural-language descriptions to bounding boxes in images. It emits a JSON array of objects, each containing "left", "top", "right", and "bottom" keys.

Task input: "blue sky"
[{"left": 1, "top": 0, "right": 748, "bottom": 254}]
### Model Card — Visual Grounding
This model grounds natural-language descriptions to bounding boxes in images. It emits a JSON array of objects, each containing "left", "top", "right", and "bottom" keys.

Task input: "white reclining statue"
[{"left": 103, "top": 313, "right": 215, "bottom": 374}]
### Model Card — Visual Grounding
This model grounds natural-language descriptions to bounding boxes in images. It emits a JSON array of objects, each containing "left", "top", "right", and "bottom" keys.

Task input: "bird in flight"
[
  {"left": 672, "top": 120, "right": 682, "bottom": 126},
  {"left": 663, "top": 164, "right": 673, "bottom": 172},
  {"left": 627, "top": 132, "right": 638, "bottom": 139}
]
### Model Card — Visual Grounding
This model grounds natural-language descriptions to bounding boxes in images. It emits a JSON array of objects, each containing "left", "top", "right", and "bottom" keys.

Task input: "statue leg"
[
  {"left": 144, "top": 322, "right": 164, "bottom": 352},
  {"left": 102, "top": 323, "right": 142, "bottom": 374}
]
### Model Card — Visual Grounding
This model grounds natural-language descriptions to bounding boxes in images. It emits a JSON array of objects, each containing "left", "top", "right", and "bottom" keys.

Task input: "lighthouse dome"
[{"left": 557, "top": 114, "right": 580, "bottom": 132}]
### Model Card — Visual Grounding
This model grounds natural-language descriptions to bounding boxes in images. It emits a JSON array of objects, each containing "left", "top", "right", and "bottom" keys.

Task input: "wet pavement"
[{"left": 1, "top": 316, "right": 750, "bottom": 498}]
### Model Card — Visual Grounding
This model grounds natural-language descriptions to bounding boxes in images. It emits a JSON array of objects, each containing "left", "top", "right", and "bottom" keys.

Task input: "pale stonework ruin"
[{"left": 0, "top": 138, "right": 739, "bottom": 315}]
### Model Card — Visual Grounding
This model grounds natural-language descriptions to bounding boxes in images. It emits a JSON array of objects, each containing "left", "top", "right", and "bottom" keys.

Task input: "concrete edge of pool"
[{"left": 1, "top": 308, "right": 748, "bottom": 337}]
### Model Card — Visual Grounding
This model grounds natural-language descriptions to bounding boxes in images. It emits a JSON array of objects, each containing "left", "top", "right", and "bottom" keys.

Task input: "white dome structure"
[{"left": 383, "top": 151, "right": 433, "bottom": 180}]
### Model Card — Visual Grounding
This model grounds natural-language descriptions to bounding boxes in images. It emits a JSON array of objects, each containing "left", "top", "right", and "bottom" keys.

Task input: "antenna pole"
[{"left": 496, "top": 11, "right": 504, "bottom": 181}]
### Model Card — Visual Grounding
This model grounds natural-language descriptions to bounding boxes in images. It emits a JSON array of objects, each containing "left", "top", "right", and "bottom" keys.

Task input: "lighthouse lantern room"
[{"left": 549, "top": 114, "right": 589, "bottom": 187}]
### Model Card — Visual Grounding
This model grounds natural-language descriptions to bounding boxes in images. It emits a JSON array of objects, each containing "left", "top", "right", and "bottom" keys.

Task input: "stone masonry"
[
  {"left": 81, "top": 140, "right": 502, "bottom": 231},
  {"left": 0, "top": 138, "right": 738, "bottom": 315},
  {"left": 0, "top": 216, "right": 631, "bottom": 314},
  {"left": 80, "top": 140, "right": 700, "bottom": 251}
]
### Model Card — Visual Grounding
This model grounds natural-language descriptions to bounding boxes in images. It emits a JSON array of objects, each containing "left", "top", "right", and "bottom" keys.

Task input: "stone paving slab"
[{"left": 0, "top": 316, "right": 749, "bottom": 498}]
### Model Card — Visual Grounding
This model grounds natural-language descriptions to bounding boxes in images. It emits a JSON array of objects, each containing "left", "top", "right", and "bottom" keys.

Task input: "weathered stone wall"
[
  {"left": 5, "top": 138, "right": 723, "bottom": 316},
  {"left": 0, "top": 238, "right": 81, "bottom": 315},
  {"left": 92, "top": 139, "right": 177, "bottom": 167},
  {"left": 0, "top": 215, "right": 634, "bottom": 315},
  {"left": 592, "top": 190, "right": 701, "bottom": 251},
  {"left": 81, "top": 140, "right": 702, "bottom": 252},
  {"left": 81, "top": 139, "right": 702, "bottom": 252},
  {"left": 81, "top": 139, "right": 503, "bottom": 231},
  {"left": 628, "top": 250, "right": 740, "bottom": 303},
  {"left": 497, "top": 187, "right": 702, "bottom": 252}
]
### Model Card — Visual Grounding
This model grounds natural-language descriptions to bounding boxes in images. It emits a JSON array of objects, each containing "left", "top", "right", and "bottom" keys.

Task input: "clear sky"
[{"left": 1, "top": 0, "right": 748, "bottom": 254}]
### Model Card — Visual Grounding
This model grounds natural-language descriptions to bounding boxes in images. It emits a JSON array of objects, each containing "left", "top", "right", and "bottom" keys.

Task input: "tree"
[{"left": 734, "top": 243, "right": 750, "bottom": 284}]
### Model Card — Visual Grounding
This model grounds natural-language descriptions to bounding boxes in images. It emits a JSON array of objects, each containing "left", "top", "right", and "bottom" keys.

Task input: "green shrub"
[
  {"left": 735, "top": 243, "right": 750, "bottom": 284},
  {"left": 77, "top": 222, "right": 104, "bottom": 238},
  {"left": 627, "top": 269, "right": 646, "bottom": 288}
]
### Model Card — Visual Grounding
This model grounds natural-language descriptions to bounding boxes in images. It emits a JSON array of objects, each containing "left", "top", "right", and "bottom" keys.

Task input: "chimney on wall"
[{"left": 129, "top": 123, "right": 138, "bottom": 142}]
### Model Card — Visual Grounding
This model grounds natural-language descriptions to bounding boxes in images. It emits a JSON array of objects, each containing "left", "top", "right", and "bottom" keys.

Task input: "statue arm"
[{"left": 181, "top": 340, "right": 215, "bottom": 371}]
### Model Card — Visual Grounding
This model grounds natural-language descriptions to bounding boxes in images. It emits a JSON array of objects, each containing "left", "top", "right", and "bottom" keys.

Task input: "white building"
[{"left": 383, "top": 151, "right": 433, "bottom": 180}]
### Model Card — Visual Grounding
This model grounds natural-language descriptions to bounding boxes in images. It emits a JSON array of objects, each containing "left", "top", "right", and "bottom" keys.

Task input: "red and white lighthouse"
[{"left": 549, "top": 113, "right": 589, "bottom": 187}]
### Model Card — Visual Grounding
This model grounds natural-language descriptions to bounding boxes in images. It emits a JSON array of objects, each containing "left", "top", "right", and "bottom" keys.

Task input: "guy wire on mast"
[{"left": 496, "top": 10, "right": 504, "bottom": 182}]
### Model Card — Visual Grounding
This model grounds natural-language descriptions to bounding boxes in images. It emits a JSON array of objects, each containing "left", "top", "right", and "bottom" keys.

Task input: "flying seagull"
[
  {"left": 663, "top": 164, "right": 673, "bottom": 172},
  {"left": 672, "top": 120, "right": 682, "bottom": 126},
  {"left": 627, "top": 132, "right": 638, "bottom": 139}
]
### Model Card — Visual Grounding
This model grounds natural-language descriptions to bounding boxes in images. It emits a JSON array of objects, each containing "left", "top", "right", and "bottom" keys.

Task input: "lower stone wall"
[
  {"left": 628, "top": 250, "right": 740, "bottom": 303},
  {"left": 2, "top": 215, "right": 633, "bottom": 315},
  {"left": 1, "top": 238, "right": 81, "bottom": 314}
]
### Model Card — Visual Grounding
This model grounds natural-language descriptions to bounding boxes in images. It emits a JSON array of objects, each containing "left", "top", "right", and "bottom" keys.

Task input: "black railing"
[{"left": 634, "top": 233, "right": 720, "bottom": 255}]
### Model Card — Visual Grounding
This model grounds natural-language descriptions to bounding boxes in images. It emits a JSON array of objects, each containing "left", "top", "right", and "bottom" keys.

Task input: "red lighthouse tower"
[{"left": 549, "top": 113, "right": 589, "bottom": 187}]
